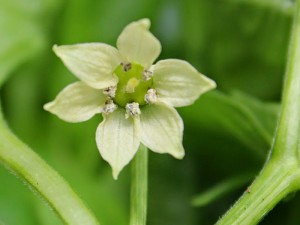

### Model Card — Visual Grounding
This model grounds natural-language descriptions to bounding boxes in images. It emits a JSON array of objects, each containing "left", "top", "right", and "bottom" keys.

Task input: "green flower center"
[{"left": 113, "top": 62, "right": 153, "bottom": 107}]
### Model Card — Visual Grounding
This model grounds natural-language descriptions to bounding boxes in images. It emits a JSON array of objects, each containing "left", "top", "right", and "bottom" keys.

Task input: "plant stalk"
[
  {"left": 273, "top": 0, "right": 300, "bottom": 159},
  {"left": 0, "top": 117, "right": 99, "bottom": 225},
  {"left": 216, "top": 160, "right": 300, "bottom": 225},
  {"left": 129, "top": 144, "right": 148, "bottom": 225}
]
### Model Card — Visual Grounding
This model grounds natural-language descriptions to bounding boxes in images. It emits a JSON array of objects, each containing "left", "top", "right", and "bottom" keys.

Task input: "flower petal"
[
  {"left": 116, "top": 18, "right": 161, "bottom": 68},
  {"left": 96, "top": 109, "right": 140, "bottom": 179},
  {"left": 53, "top": 43, "right": 122, "bottom": 89},
  {"left": 139, "top": 103, "right": 184, "bottom": 159},
  {"left": 44, "top": 81, "right": 106, "bottom": 123},
  {"left": 152, "top": 59, "right": 216, "bottom": 107}
]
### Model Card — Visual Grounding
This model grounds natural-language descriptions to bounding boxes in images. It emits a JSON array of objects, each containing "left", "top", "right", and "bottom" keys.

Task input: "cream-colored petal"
[
  {"left": 139, "top": 103, "right": 184, "bottom": 159},
  {"left": 116, "top": 18, "right": 161, "bottom": 68},
  {"left": 152, "top": 59, "right": 216, "bottom": 107},
  {"left": 44, "top": 81, "right": 106, "bottom": 123},
  {"left": 53, "top": 43, "right": 122, "bottom": 89},
  {"left": 96, "top": 109, "right": 140, "bottom": 179}
]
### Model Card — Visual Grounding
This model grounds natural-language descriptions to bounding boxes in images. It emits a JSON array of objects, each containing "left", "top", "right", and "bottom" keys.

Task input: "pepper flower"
[{"left": 44, "top": 18, "right": 216, "bottom": 179}]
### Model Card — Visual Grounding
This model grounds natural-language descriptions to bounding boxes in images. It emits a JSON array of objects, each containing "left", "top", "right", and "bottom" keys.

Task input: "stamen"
[
  {"left": 125, "top": 102, "right": 141, "bottom": 119},
  {"left": 103, "top": 100, "right": 117, "bottom": 115},
  {"left": 120, "top": 62, "right": 132, "bottom": 72},
  {"left": 145, "top": 89, "right": 157, "bottom": 104},
  {"left": 143, "top": 70, "right": 153, "bottom": 81},
  {"left": 103, "top": 86, "right": 117, "bottom": 98}
]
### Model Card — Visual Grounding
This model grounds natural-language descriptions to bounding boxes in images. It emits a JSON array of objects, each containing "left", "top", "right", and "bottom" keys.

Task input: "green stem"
[
  {"left": 216, "top": 160, "right": 300, "bottom": 225},
  {"left": 273, "top": 0, "right": 300, "bottom": 159},
  {"left": 129, "top": 144, "right": 148, "bottom": 225},
  {"left": 0, "top": 118, "right": 99, "bottom": 225},
  {"left": 216, "top": 1, "right": 300, "bottom": 224}
]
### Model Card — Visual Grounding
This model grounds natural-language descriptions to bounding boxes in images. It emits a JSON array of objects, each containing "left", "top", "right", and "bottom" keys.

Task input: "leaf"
[
  {"left": 180, "top": 90, "right": 279, "bottom": 157},
  {"left": 182, "top": 1, "right": 291, "bottom": 100},
  {"left": 228, "top": 0, "right": 294, "bottom": 16},
  {"left": 0, "top": 0, "right": 58, "bottom": 87},
  {"left": 191, "top": 173, "right": 254, "bottom": 207}
]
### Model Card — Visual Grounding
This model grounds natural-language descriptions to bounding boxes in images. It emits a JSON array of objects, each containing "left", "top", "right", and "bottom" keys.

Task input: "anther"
[
  {"left": 145, "top": 89, "right": 157, "bottom": 104},
  {"left": 125, "top": 102, "right": 141, "bottom": 119},
  {"left": 103, "top": 86, "right": 117, "bottom": 98},
  {"left": 103, "top": 100, "right": 117, "bottom": 115},
  {"left": 143, "top": 70, "right": 153, "bottom": 81},
  {"left": 121, "top": 62, "right": 132, "bottom": 72}
]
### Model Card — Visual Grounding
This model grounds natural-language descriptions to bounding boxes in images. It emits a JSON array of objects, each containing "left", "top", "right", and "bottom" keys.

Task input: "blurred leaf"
[
  {"left": 180, "top": 91, "right": 279, "bottom": 158},
  {"left": 0, "top": 0, "right": 60, "bottom": 87},
  {"left": 230, "top": 90, "right": 279, "bottom": 143},
  {"left": 191, "top": 173, "right": 253, "bottom": 207},
  {"left": 182, "top": 1, "right": 291, "bottom": 100},
  {"left": 0, "top": 4, "right": 41, "bottom": 87},
  {"left": 229, "top": 0, "right": 294, "bottom": 16}
]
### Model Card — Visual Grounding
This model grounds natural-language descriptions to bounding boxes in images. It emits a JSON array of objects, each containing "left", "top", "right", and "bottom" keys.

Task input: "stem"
[
  {"left": 0, "top": 119, "right": 99, "bottom": 224},
  {"left": 129, "top": 144, "right": 148, "bottom": 225},
  {"left": 273, "top": 0, "right": 300, "bottom": 159},
  {"left": 216, "top": 160, "right": 299, "bottom": 225},
  {"left": 216, "top": 1, "right": 300, "bottom": 224}
]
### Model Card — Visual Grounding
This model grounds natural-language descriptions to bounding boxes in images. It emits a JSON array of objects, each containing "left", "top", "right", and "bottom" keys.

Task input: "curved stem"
[
  {"left": 216, "top": 160, "right": 299, "bottom": 225},
  {"left": 129, "top": 144, "right": 148, "bottom": 225},
  {"left": 0, "top": 118, "right": 99, "bottom": 225}
]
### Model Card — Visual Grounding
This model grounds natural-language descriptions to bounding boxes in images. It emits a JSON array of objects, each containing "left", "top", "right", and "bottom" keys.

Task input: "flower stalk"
[
  {"left": 216, "top": 1, "right": 300, "bottom": 224},
  {"left": 130, "top": 144, "right": 148, "bottom": 225},
  {"left": 0, "top": 110, "right": 99, "bottom": 225}
]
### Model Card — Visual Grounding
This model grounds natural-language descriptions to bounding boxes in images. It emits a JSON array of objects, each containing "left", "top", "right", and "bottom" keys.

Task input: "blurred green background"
[{"left": 0, "top": 0, "right": 296, "bottom": 224}]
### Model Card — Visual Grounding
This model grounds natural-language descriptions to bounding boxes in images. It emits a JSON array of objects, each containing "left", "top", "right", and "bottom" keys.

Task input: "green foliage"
[
  {"left": 0, "top": 0, "right": 60, "bottom": 87},
  {"left": 0, "top": 0, "right": 296, "bottom": 224}
]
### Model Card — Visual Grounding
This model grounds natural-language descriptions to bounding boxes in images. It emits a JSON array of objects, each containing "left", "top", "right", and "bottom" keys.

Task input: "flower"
[{"left": 44, "top": 18, "right": 216, "bottom": 179}]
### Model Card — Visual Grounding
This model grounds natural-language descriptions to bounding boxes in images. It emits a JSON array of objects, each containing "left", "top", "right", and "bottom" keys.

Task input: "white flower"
[{"left": 44, "top": 18, "right": 216, "bottom": 179}]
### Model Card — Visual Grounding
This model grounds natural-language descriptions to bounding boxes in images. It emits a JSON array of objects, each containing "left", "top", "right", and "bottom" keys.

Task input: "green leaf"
[
  {"left": 0, "top": 0, "right": 59, "bottom": 87},
  {"left": 182, "top": 1, "right": 291, "bottom": 100},
  {"left": 191, "top": 173, "right": 254, "bottom": 207},
  {"left": 180, "top": 90, "right": 279, "bottom": 157},
  {"left": 229, "top": 0, "right": 294, "bottom": 16}
]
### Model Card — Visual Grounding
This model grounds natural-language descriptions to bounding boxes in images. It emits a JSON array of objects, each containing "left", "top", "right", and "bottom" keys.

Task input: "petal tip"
[
  {"left": 138, "top": 18, "right": 151, "bottom": 29},
  {"left": 173, "top": 149, "right": 185, "bottom": 159},
  {"left": 203, "top": 77, "right": 217, "bottom": 94},
  {"left": 112, "top": 169, "right": 120, "bottom": 180},
  {"left": 52, "top": 44, "right": 65, "bottom": 58},
  {"left": 52, "top": 44, "right": 60, "bottom": 54},
  {"left": 208, "top": 78, "right": 217, "bottom": 89},
  {"left": 43, "top": 102, "right": 53, "bottom": 111}
]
